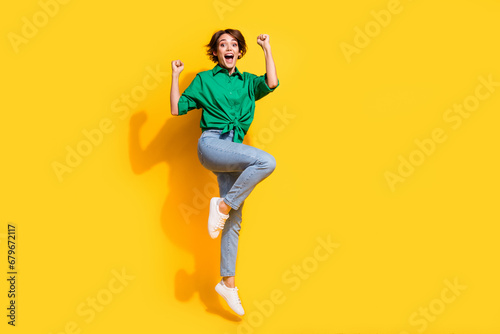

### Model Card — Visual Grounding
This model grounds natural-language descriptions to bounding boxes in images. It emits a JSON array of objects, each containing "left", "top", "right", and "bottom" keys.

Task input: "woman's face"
[{"left": 213, "top": 33, "right": 241, "bottom": 73}]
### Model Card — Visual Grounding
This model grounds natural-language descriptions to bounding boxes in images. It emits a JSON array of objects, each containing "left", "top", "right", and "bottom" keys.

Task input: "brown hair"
[{"left": 205, "top": 29, "right": 247, "bottom": 63}]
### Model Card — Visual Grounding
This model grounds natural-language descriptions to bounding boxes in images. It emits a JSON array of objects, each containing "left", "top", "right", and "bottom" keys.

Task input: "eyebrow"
[{"left": 219, "top": 39, "right": 237, "bottom": 43}]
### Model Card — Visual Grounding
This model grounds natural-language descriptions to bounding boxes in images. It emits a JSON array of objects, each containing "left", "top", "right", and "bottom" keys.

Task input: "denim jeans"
[{"left": 197, "top": 129, "right": 276, "bottom": 276}]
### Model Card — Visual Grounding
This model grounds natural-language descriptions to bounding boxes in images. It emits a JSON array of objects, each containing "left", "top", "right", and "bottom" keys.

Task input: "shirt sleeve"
[
  {"left": 178, "top": 74, "right": 203, "bottom": 115},
  {"left": 253, "top": 73, "right": 280, "bottom": 101}
]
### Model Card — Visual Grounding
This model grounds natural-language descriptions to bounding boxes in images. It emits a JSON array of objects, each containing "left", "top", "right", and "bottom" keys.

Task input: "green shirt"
[{"left": 177, "top": 64, "right": 279, "bottom": 143}]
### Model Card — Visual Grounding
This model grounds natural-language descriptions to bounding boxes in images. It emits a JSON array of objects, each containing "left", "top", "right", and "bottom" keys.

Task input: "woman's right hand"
[{"left": 171, "top": 60, "right": 184, "bottom": 75}]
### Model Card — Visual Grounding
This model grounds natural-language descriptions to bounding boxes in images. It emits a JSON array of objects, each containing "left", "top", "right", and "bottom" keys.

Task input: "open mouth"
[{"left": 224, "top": 54, "right": 234, "bottom": 62}]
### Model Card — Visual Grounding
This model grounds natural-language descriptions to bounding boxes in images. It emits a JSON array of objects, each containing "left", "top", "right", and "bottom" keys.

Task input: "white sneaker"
[
  {"left": 215, "top": 280, "right": 245, "bottom": 316},
  {"left": 208, "top": 197, "right": 229, "bottom": 239}
]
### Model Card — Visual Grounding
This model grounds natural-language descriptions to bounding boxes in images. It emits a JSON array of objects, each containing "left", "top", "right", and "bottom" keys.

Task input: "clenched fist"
[
  {"left": 257, "top": 34, "right": 271, "bottom": 48},
  {"left": 171, "top": 60, "right": 184, "bottom": 75}
]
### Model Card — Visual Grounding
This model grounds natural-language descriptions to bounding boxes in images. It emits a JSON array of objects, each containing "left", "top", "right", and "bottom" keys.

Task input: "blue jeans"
[{"left": 197, "top": 129, "right": 276, "bottom": 276}]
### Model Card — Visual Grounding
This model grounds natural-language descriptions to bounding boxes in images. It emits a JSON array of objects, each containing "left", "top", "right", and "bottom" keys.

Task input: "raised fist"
[
  {"left": 257, "top": 34, "right": 270, "bottom": 48},
  {"left": 171, "top": 60, "right": 184, "bottom": 74}
]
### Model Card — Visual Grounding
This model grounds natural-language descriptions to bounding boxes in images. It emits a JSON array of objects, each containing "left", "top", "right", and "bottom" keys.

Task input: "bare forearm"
[
  {"left": 170, "top": 73, "right": 180, "bottom": 116},
  {"left": 263, "top": 46, "right": 278, "bottom": 89}
]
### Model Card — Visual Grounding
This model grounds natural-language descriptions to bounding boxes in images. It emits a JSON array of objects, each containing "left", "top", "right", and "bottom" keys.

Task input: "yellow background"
[{"left": 1, "top": 0, "right": 499, "bottom": 333}]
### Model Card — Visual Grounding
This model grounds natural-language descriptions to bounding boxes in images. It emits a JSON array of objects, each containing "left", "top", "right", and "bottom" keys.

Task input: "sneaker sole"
[{"left": 208, "top": 197, "right": 220, "bottom": 239}]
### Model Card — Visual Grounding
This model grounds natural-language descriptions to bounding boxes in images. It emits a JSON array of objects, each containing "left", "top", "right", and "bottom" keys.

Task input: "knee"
[{"left": 260, "top": 153, "right": 276, "bottom": 175}]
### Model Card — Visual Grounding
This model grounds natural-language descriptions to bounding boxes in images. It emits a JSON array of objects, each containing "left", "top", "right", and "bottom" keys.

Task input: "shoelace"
[
  {"left": 231, "top": 287, "right": 242, "bottom": 304},
  {"left": 213, "top": 217, "right": 227, "bottom": 232}
]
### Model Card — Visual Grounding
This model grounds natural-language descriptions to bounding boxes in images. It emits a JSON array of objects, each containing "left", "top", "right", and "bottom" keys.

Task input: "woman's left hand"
[{"left": 257, "top": 34, "right": 271, "bottom": 48}]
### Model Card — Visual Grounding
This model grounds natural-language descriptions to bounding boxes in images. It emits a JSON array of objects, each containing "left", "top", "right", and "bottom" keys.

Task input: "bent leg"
[{"left": 198, "top": 137, "right": 276, "bottom": 210}]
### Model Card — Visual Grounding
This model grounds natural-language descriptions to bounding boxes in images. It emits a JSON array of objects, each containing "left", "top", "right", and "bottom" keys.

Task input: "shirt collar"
[{"left": 212, "top": 64, "right": 243, "bottom": 79}]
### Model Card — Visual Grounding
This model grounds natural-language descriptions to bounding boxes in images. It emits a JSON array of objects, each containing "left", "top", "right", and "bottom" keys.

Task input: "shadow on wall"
[{"left": 128, "top": 71, "right": 241, "bottom": 322}]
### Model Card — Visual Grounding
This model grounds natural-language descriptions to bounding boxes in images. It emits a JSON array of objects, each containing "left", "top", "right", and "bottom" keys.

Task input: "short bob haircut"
[{"left": 206, "top": 29, "right": 247, "bottom": 63}]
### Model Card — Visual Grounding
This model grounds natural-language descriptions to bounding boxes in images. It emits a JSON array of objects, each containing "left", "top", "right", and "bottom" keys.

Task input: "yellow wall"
[{"left": 2, "top": 0, "right": 499, "bottom": 333}]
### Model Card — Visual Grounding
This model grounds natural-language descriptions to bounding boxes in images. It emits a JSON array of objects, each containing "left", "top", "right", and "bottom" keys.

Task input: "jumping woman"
[{"left": 170, "top": 28, "right": 279, "bottom": 316}]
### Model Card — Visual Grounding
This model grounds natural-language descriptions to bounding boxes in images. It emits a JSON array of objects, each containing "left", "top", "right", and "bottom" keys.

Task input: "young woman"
[{"left": 170, "top": 28, "right": 279, "bottom": 316}]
